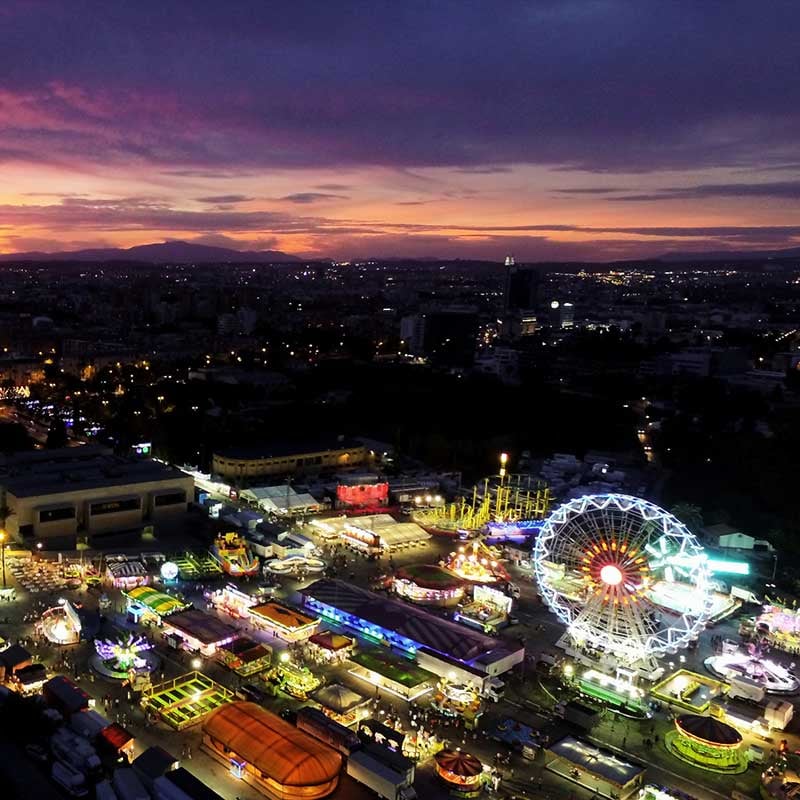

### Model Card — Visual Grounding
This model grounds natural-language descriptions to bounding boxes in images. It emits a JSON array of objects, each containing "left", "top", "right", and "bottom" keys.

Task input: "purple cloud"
[
  {"left": 0, "top": 2, "right": 797, "bottom": 174},
  {"left": 196, "top": 194, "right": 254, "bottom": 205},
  {"left": 279, "top": 193, "right": 349, "bottom": 204}
]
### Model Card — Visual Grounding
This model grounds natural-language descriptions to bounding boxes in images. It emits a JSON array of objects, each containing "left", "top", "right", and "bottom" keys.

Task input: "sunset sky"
[{"left": 1, "top": 1, "right": 799, "bottom": 261}]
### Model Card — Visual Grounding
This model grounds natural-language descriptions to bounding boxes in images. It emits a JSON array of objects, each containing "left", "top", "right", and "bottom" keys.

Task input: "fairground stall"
[
  {"left": 392, "top": 564, "right": 465, "bottom": 608},
  {"left": 348, "top": 649, "right": 437, "bottom": 702},
  {"left": 216, "top": 636, "right": 272, "bottom": 677},
  {"left": 124, "top": 586, "right": 190, "bottom": 626},
  {"left": 249, "top": 602, "right": 320, "bottom": 642},
  {"left": 161, "top": 609, "right": 238, "bottom": 657},
  {"left": 454, "top": 584, "right": 513, "bottom": 634},
  {"left": 311, "top": 683, "right": 370, "bottom": 727}
]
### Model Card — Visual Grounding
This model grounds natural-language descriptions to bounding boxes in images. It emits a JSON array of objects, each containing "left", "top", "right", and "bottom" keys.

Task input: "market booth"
[
  {"left": 162, "top": 609, "right": 238, "bottom": 656},
  {"left": 203, "top": 702, "right": 342, "bottom": 799},
  {"left": 217, "top": 636, "right": 272, "bottom": 677},
  {"left": 311, "top": 683, "right": 369, "bottom": 727},
  {"left": 250, "top": 602, "right": 319, "bottom": 642},
  {"left": 306, "top": 631, "right": 355, "bottom": 664}
]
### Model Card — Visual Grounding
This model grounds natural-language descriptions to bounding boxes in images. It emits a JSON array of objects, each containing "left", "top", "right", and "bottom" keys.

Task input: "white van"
[{"left": 52, "top": 762, "right": 88, "bottom": 798}]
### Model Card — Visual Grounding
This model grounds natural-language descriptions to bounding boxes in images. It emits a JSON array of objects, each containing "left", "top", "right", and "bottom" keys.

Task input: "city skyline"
[{"left": 1, "top": 1, "right": 799, "bottom": 261}]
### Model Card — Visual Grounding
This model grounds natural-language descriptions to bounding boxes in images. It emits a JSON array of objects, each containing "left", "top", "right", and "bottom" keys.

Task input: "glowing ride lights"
[
  {"left": 39, "top": 598, "right": 82, "bottom": 645},
  {"left": 434, "top": 748, "right": 485, "bottom": 789},
  {"left": 445, "top": 540, "right": 508, "bottom": 583},
  {"left": 704, "top": 640, "right": 799, "bottom": 694},
  {"left": 94, "top": 632, "right": 154, "bottom": 673},
  {"left": 160, "top": 561, "right": 179, "bottom": 582},
  {"left": 600, "top": 564, "right": 623, "bottom": 586},
  {"left": 666, "top": 714, "right": 747, "bottom": 774},
  {"left": 533, "top": 494, "right": 714, "bottom": 663}
]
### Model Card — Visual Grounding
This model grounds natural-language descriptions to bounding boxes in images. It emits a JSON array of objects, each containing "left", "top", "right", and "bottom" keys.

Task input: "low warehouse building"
[
  {"left": 0, "top": 445, "right": 192, "bottom": 548},
  {"left": 202, "top": 702, "right": 342, "bottom": 799}
]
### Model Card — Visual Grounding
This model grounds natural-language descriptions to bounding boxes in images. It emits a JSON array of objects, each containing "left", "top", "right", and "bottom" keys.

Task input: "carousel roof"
[
  {"left": 434, "top": 749, "right": 483, "bottom": 777},
  {"left": 676, "top": 714, "right": 742, "bottom": 746}
]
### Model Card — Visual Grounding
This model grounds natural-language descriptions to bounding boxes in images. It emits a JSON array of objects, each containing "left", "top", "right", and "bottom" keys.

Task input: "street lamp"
[{"left": 0, "top": 530, "right": 6, "bottom": 589}]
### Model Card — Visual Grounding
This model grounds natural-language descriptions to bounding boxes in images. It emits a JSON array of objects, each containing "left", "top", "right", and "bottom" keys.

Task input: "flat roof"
[
  {"left": 215, "top": 437, "right": 364, "bottom": 461},
  {"left": 2, "top": 447, "right": 191, "bottom": 498},
  {"left": 165, "top": 609, "right": 238, "bottom": 646},
  {"left": 350, "top": 650, "right": 437, "bottom": 689},
  {"left": 124, "top": 586, "right": 189, "bottom": 617},
  {"left": 304, "top": 579, "right": 521, "bottom": 667},
  {"left": 548, "top": 736, "right": 645, "bottom": 786},
  {"left": 250, "top": 602, "right": 317, "bottom": 630}
]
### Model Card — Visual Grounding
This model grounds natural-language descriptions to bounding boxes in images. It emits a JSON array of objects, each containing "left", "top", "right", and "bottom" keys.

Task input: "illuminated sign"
[
  {"left": 706, "top": 559, "right": 750, "bottom": 576},
  {"left": 160, "top": 562, "right": 179, "bottom": 581},
  {"left": 646, "top": 534, "right": 749, "bottom": 579}
]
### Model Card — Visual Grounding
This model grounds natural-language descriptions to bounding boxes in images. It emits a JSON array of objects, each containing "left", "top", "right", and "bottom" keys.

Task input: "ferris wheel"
[{"left": 532, "top": 493, "right": 714, "bottom": 663}]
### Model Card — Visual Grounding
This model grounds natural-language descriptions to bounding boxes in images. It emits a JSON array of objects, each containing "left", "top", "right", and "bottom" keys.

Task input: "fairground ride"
[
  {"left": 414, "top": 457, "right": 551, "bottom": 534},
  {"left": 533, "top": 493, "right": 715, "bottom": 666}
]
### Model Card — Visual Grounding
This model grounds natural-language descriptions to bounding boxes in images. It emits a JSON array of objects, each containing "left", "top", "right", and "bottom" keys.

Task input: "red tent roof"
[
  {"left": 435, "top": 749, "right": 483, "bottom": 777},
  {"left": 204, "top": 702, "right": 341, "bottom": 789}
]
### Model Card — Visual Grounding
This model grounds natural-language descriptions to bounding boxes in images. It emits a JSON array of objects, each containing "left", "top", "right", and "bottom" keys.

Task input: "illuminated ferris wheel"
[{"left": 533, "top": 494, "right": 715, "bottom": 663}]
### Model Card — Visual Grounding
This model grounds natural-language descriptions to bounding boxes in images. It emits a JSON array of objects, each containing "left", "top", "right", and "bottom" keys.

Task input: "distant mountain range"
[
  {"left": 0, "top": 240, "right": 300, "bottom": 263},
  {"left": 1, "top": 238, "right": 799, "bottom": 265},
  {"left": 658, "top": 245, "right": 800, "bottom": 262}
]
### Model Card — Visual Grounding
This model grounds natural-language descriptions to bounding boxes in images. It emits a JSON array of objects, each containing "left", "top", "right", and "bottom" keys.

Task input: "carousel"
[
  {"left": 444, "top": 541, "right": 509, "bottom": 584},
  {"left": 434, "top": 748, "right": 485, "bottom": 796},
  {"left": 393, "top": 565, "right": 466, "bottom": 608},
  {"left": 91, "top": 631, "right": 159, "bottom": 680},
  {"left": 431, "top": 680, "right": 483, "bottom": 727},
  {"left": 666, "top": 714, "right": 746, "bottom": 774}
]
